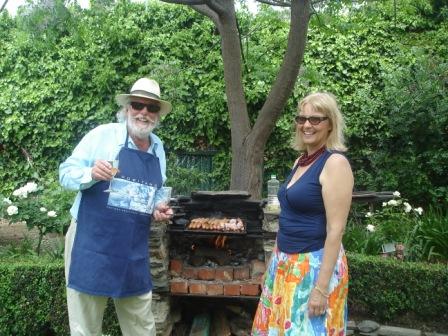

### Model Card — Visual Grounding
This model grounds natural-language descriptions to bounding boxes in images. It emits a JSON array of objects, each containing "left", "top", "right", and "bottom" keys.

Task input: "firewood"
[{"left": 211, "top": 309, "right": 231, "bottom": 336}]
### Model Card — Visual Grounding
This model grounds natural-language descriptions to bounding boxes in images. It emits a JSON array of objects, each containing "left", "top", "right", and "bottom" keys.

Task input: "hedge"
[
  {"left": 347, "top": 253, "right": 448, "bottom": 321},
  {"left": 0, "top": 254, "right": 447, "bottom": 335},
  {"left": 0, "top": 259, "right": 121, "bottom": 336}
]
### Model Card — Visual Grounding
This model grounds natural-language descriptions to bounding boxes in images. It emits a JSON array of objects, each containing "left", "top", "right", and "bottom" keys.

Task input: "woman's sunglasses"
[
  {"left": 295, "top": 115, "right": 328, "bottom": 125},
  {"left": 130, "top": 101, "right": 161, "bottom": 113}
]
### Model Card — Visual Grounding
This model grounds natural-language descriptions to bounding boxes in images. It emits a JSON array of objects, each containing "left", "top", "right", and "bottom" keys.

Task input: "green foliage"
[
  {"left": 344, "top": 193, "right": 448, "bottom": 262},
  {"left": 348, "top": 252, "right": 448, "bottom": 321},
  {"left": 355, "top": 53, "right": 448, "bottom": 204},
  {"left": 0, "top": 0, "right": 446, "bottom": 209},
  {"left": 16, "top": 0, "right": 74, "bottom": 44},
  {"left": 166, "top": 152, "right": 213, "bottom": 196},
  {"left": 0, "top": 258, "right": 122, "bottom": 336},
  {"left": 0, "top": 237, "right": 36, "bottom": 259},
  {"left": 410, "top": 206, "right": 448, "bottom": 262}
]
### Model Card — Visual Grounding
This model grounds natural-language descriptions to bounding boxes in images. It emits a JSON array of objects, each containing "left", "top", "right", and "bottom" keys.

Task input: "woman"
[{"left": 252, "top": 92, "right": 353, "bottom": 335}]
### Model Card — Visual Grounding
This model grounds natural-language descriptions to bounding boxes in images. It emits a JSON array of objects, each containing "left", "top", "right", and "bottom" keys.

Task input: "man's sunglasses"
[
  {"left": 130, "top": 101, "right": 161, "bottom": 113},
  {"left": 295, "top": 115, "right": 329, "bottom": 125}
]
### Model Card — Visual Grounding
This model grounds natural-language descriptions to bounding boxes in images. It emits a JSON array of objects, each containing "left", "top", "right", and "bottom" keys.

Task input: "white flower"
[
  {"left": 47, "top": 210, "right": 57, "bottom": 217},
  {"left": 387, "top": 199, "right": 399, "bottom": 206},
  {"left": 403, "top": 202, "right": 412, "bottom": 213},
  {"left": 366, "top": 224, "right": 376, "bottom": 232},
  {"left": 365, "top": 212, "right": 373, "bottom": 218},
  {"left": 12, "top": 187, "right": 28, "bottom": 198},
  {"left": 40, "top": 207, "right": 47, "bottom": 212},
  {"left": 382, "top": 202, "right": 387, "bottom": 207},
  {"left": 11, "top": 182, "right": 38, "bottom": 199},
  {"left": 7, "top": 205, "right": 18, "bottom": 216},
  {"left": 393, "top": 191, "right": 401, "bottom": 197},
  {"left": 24, "top": 182, "right": 38, "bottom": 193},
  {"left": 414, "top": 207, "right": 423, "bottom": 215},
  {"left": 3, "top": 198, "right": 12, "bottom": 204}
]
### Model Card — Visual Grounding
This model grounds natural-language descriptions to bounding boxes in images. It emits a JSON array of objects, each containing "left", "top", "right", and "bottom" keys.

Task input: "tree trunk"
[
  {"left": 230, "top": 131, "right": 265, "bottom": 197},
  {"left": 162, "top": 0, "right": 311, "bottom": 198}
]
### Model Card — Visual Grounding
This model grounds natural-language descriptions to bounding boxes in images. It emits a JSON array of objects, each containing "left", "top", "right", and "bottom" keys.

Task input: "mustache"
[{"left": 132, "top": 115, "right": 157, "bottom": 124}]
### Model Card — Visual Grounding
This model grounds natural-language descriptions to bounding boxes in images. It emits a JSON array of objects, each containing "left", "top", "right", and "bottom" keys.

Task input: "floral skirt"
[{"left": 251, "top": 246, "right": 348, "bottom": 336}]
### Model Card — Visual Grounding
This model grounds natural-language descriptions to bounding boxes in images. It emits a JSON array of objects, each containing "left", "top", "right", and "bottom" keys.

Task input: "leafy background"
[{"left": 0, "top": 0, "right": 447, "bottom": 207}]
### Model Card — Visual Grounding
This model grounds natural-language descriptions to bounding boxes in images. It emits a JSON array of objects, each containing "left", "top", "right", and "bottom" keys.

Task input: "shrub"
[
  {"left": 1, "top": 254, "right": 446, "bottom": 334},
  {"left": 0, "top": 258, "right": 121, "bottom": 336},
  {"left": 343, "top": 191, "right": 448, "bottom": 263},
  {"left": 0, "top": 178, "right": 73, "bottom": 255},
  {"left": 347, "top": 252, "right": 448, "bottom": 321}
]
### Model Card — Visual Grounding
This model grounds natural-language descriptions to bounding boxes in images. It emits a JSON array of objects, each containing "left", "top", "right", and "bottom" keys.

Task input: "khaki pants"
[{"left": 65, "top": 219, "right": 156, "bottom": 336}]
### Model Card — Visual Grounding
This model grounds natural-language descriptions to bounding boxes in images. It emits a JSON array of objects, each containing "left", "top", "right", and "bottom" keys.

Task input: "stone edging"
[{"left": 348, "top": 319, "right": 448, "bottom": 336}]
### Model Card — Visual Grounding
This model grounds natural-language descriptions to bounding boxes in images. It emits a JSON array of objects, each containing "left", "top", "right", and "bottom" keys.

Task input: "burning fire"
[{"left": 213, "top": 235, "right": 227, "bottom": 249}]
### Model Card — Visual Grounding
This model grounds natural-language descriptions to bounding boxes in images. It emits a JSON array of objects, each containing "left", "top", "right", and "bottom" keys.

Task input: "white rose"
[
  {"left": 403, "top": 202, "right": 412, "bottom": 213},
  {"left": 393, "top": 191, "right": 401, "bottom": 197},
  {"left": 3, "top": 198, "right": 12, "bottom": 204},
  {"left": 7, "top": 205, "right": 18, "bottom": 216},
  {"left": 40, "top": 207, "right": 47, "bottom": 212},
  {"left": 387, "top": 199, "right": 398, "bottom": 206},
  {"left": 47, "top": 210, "right": 57, "bottom": 217},
  {"left": 366, "top": 224, "right": 375, "bottom": 232},
  {"left": 414, "top": 207, "right": 423, "bottom": 215},
  {"left": 382, "top": 202, "right": 387, "bottom": 207},
  {"left": 24, "top": 182, "right": 38, "bottom": 193},
  {"left": 13, "top": 187, "right": 28, "bottom": 198},
  {"left": 13, "top": 188, "right": 23, "bottom": 197},
  {"left": 365, "top": 212, "right": 373, "bottom": 218}
]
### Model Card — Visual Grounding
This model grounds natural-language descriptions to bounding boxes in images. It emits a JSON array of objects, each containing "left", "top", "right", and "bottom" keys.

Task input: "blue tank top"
[{"left": 277, "top": 150, "right": 334, "bottom": 254}]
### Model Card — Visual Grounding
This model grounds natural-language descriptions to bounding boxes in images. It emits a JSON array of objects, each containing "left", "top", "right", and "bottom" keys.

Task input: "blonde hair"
[{"left": 292, "top": 92, "right": 347, "bottom": 152}]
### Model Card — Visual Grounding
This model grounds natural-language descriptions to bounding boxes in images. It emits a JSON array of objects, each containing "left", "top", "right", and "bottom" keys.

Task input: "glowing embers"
[{"left": 214, "top": 235, "right": 227, "bottom": 249}]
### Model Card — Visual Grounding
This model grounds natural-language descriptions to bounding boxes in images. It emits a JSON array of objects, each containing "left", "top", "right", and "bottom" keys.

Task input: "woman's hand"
[{"left": 308, "top": 287, "right": 328, "bottom": 317}]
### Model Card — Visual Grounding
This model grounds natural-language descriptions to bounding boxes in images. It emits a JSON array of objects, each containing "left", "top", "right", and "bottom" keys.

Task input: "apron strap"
[{"left": 124, "top": 131, "right": 156, "bottom": 155}]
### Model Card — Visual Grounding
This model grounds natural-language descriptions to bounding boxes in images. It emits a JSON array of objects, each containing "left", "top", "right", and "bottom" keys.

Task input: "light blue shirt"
[{"left": 59, "top": 122, "right": 167, "bottom": 219}]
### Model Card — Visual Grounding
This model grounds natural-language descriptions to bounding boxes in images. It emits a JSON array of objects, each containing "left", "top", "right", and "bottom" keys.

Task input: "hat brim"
[{"left": 116, "top": 94, "right": 172, "bottom": 117}]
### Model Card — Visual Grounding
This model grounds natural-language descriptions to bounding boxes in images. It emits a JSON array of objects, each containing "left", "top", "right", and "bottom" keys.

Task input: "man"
[{"left": 59, "top": 77, "right": 173, "bottom": 336}]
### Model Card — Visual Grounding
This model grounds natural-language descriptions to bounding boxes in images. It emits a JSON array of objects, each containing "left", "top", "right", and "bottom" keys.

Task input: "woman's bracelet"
[{"left": 314, "top": 284, "right": 329, "bottom": 298}]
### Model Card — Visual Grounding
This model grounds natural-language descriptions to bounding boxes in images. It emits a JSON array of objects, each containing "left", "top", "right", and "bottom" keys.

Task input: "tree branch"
[
  {"left": 255, "top": 0, "right": 328, "bottom": 7},
  {"left": 255, "top": 0, "right": 291, "bottom": 7},
  {"left": 160, "top": 0, "right": 221, "bottom": 27},
  {"left": 204, "top": 0, "right": 225, "bottom": 14},
  {"left": 191, "top": 4, "right": 219, "bottom": 24},
  {"left": 0, "top": 0, "right": 9, "bottom": 14},
  {"left": 252, "top": 0, "right": 311, "bottom": 142},
  {"left": 161, "top": 0, "right": 206, "bottom": 5}
]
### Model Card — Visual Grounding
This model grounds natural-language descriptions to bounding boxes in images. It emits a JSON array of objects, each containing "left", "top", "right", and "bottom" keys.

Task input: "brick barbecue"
[{"left": 167, "top": 191, "right": 268, "bottom": 299}]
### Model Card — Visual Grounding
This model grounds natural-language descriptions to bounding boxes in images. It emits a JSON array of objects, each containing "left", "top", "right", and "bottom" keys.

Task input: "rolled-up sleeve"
[{"left": 59, "top": 129, "right": 99, "bottom": 191}]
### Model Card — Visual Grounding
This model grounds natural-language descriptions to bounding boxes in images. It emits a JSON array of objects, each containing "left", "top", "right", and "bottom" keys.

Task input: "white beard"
[{"left": 126, "top": 113, "right": 158, "bottom": 140}]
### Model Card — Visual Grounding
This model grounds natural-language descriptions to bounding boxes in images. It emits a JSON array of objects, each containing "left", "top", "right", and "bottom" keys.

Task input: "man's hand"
[
  {"left": 91, "top": 160, "right": 116, "bottom": 181},
  {"left": 153, "top": 203, "right": 174, "bottom": 222}
]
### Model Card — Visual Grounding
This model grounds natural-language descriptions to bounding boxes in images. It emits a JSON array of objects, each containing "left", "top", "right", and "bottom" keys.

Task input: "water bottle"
[{"left": 267, "top": 175, "right": 280, "bottom": 211}]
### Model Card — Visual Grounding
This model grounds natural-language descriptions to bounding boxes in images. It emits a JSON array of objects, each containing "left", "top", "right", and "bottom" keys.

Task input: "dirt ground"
[{"left": 0, "top": 218, "right": 63, "bottom": 250}]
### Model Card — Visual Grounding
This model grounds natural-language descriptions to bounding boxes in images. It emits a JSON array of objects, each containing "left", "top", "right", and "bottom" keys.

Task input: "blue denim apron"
[{"left": 68, "top": 134, "right": 162, "bottom": 298}]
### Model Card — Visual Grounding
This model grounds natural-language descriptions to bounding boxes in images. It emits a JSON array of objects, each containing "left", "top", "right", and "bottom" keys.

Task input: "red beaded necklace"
[{"left": 297, "top": 146, "right": 326, "bottom": 167}]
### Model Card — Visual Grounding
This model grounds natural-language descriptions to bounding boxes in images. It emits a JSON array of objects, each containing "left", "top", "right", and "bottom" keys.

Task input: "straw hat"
[{"left": 116, "top": 78, "right": 172, "bottom": 116}]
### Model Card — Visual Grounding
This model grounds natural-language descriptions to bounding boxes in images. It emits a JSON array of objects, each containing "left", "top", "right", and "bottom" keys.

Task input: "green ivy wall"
[{"left": 0, "top": 0, "right": 447, "bottom": 205}]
